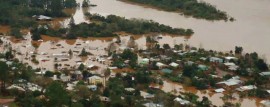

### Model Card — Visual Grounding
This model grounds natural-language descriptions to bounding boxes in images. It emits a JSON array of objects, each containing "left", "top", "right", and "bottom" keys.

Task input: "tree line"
[{"left": 124, "top": 0, "right": 233, "bottom": 21}]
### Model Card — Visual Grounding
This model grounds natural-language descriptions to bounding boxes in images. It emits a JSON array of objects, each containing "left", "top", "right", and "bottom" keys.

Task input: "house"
[
  {"left": 225, "top": 56, "right": 238, "bottom": 62},
  {"left": 35, "top": 70, "right": 47, "bottom": 75},
  {"left": 7, "top": 85, "right": 25, "bottom": 91},
  {"left": 88, "top": 76, "right": 104, "bottom": 85},
  {"left": 186, "top": 61, "right": 194, "bottom": 66},
  {"left": 33, "top": 15, "right": 52, "bottom": 21},
  {"left": 174, "top": 97, "right": 190, "bottom": 105},
  {"left": 88, "top": 85, "right": 97, "bottom": 91},
  {"left": 156, "top": 62, "right": 166, "bottom": 69},
  {"left": 161, "top": 68, "right": 173, "bottom": 74},
  {"left": 215, "top": 88, "right": 225, "bottom": 93},
  {"left": 143, "top": 102, "right": 164, "bottom": 107},
  {"left": 52, "top": 75, "right": 58, "bottom": 81},
  {"left": 224, "top": 62, "right": 239, "bottom": 71},
  {"left": 66, "top": 83, "right": 75, "bottom": 91},
  {"left": 125, "top": 88, "right": 135, "bottom": 92},
  {"left": 217, "top": 76, "right": 242, "bottom": 87},
  {"left": 210, "top": 57, "right": 223, "bottom": 63},
  {"left": 87, "top": 64, "right": 95, "bottom": 69},
  {"left": 139, "top": 58, "right": 150, "bottom": 65},
  {"left": 100, "top": 96, "right": 110, "bottom": 102},
  {"left": 140, "top": 91, "right": 155, "bottom": 99},
  {"left": 228, "top": 65, "right": 239, "bottom": 71},
  {"left": 236, "top": 85, "right": 257, "bottom": 92},
  {"left": 60, "top": 74, "right": 71, "bottom": 82},
  {"left": 200, "top": 57, "right": 207, "bottom": 61},
  {"left": 260, "top": 100, "right": 270, "bottom": 107},
  {"left": 169, "top": 62, "right": 179, "bottom": 68},
  {"left": 198, "top": 64, "right": 208, "bottom": 71},
  {"left": 259, "top": 72, "right": 270, "bottom": 76}
]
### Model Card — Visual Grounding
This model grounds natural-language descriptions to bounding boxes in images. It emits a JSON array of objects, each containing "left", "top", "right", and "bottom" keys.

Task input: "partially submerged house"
[
  {"left": 217, "top": 76, "right": 242, "bottom": 87},
  {"left": 174, "top": 97, "right": 190, "bottom": 105},
  {"left": 236, "top": 85, "right": 257, "bottom": 92}
]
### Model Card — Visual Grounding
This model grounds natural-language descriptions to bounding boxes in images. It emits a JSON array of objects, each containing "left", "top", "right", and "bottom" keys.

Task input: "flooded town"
[{"left": 0, "top": 0, "right": 270, "bottom": 107}]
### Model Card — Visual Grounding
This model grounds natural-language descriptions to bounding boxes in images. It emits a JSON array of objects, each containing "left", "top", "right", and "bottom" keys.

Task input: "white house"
[
  {"left": 174, "top": 97, "right": 190, "bottom": 105},
  {"left": 156, "top": 62, "right": 166, "bottom": 69},
  {"left": 169, "top": 62, "right": 179, "bottom": 68},
  {"left": 88, "top": 76, "right": 104, "bottom": 85},
  {"left": 210, "top": 57, "right": 223, "bottom": 63}
]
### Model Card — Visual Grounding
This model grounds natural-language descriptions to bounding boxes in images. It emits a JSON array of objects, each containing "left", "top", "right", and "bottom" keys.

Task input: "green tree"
[
  {"left": 49, "top": 0, "right": 64, "bottom": 17},
  {"left": 10, "top": 27, "right": 22, "bottom": 38},
  {"left": 31, "top": 27, "right": 41, "bottom": 40},
  {"left": 64, "top": 0, "right": 77, "bottom": 8},
  {"left": 45, "top": 81, "right": 69, "bottom": 107},
  {"left": 0, "top": 61, "right": 9, "bottom": 93}
]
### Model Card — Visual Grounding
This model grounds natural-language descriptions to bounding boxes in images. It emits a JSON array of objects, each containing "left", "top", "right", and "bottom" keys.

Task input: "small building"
[
  {"left": 161, "top": 68, "right": 173, "bottom": 74},
  {"left": 139, "top": 58, "right": 150, "bottom": 65},
  {"left": 156, "top": 62, "right": 166, "bottom": 69},
  {"left": 174, "top": 97, "right": 190, "bottom": 105},
  {"left": 210, "top": 57, "right": 223, "bottom": 63},
  {"left": 100, "top": 96, "right": 110, "bottom": 102},
  {"left": 236, "top": 85, "right": 257, "bottom": 92},
  {"left": 198, "top": 64, "right": 208, "bottom": 71},
  {"left": 88, "top": 85, "right": 97, "bottom": 91},
  {"left": 169, "top": 62, "right": 179, "bottom": 68},
  {"left": 33, "top": 15, "right": 52, "bottom": 21},
  {"left": 125, "top": 87, "right": 135, "bottom": 92},
  {"left": 217, "top": 76, "right": 242, "bottom": 87},
  {"left": 259, "top": 72, "right": 270, "bottom": 76},
  {"left": 140, "top": 91, "right": 155, "bottom": 99},
  {"left": 143, "top": 102, "right": 164, "bottom": 107},
  {"left": 260, "top": 100, "right": 270, "bottom": 107},
  {"left": 60, "top": 74, "right": 71, "bottom": 82},
  {"left": 88, "top": 76, "right": 104, "bottom": 85},
  {"left": 200, "top": 57, "right": 207, "bottom": 61},
  {"left": 225, "top": 56, "right": 238, "bottom": 62},
  {"left": 186, "top": 61, "right": 194, "bottom": 66},
  {"left": 215, "top": 88, "right": 225, "bottom": 93}
]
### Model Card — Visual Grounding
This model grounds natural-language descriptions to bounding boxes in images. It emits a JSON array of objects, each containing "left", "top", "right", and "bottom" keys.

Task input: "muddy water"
[{"left": 85, "top": 0, "right": 270, "bottom": 62}]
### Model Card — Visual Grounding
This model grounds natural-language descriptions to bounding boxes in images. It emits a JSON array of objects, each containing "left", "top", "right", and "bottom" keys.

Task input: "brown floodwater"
[
  {"left": 1, "top": 0, "right": 270, "bottom": 106},
  {"left": 85, "top": 0, "right": 270, "bottom": 62}
]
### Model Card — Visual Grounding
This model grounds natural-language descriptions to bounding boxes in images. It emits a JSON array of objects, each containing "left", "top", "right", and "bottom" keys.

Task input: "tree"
[
  {"left": 0, "top": 61, "right": 9, "bottom": 93},
  {"left": 10, "top": 27, "right": 22, "bottom": 38},
  {"left": 82, "top": 0, "right": 90, "bottom": 7},
  {"left": 45, "top": 81, "right": 69, "bottom": 107},
  {"left": 163, "top": 44, "right": 170, "bottom": 49},
  {"left": 64, "top": 0, "right": 77, "bottom": 8},
  {"left": 235, "top": 46, "right": 243, "bottom": 54},
  {"left": 31, "top": 27, "right": 41, "bottom": 40},
  {"left": 255, "top": 59, "right": 268, "bottom": 71},
  {"left": 69, "top": 17, "right": 75, "bottom": 28},
  {"left": 78, "top": 63, "right": 85, "bottom": 71},
  {"left": 79, "top": 48, "right": 90, "bottom": 56},
  {"left": 49, "top": 0, "right": 64, "bottom": 17}
]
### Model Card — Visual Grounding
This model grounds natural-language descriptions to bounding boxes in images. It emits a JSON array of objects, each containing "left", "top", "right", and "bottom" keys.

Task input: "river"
[{"left": 74, "top": 0, "right": 270, "bottom": 62}]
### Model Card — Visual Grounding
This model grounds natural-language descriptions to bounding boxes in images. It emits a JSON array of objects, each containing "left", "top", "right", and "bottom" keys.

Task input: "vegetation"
[
  {"left": 0, "top": 0, "right": 78, "bottom": 38},
  {"left": 124, "top": 0, "right": 231, "bottom": 21}
]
